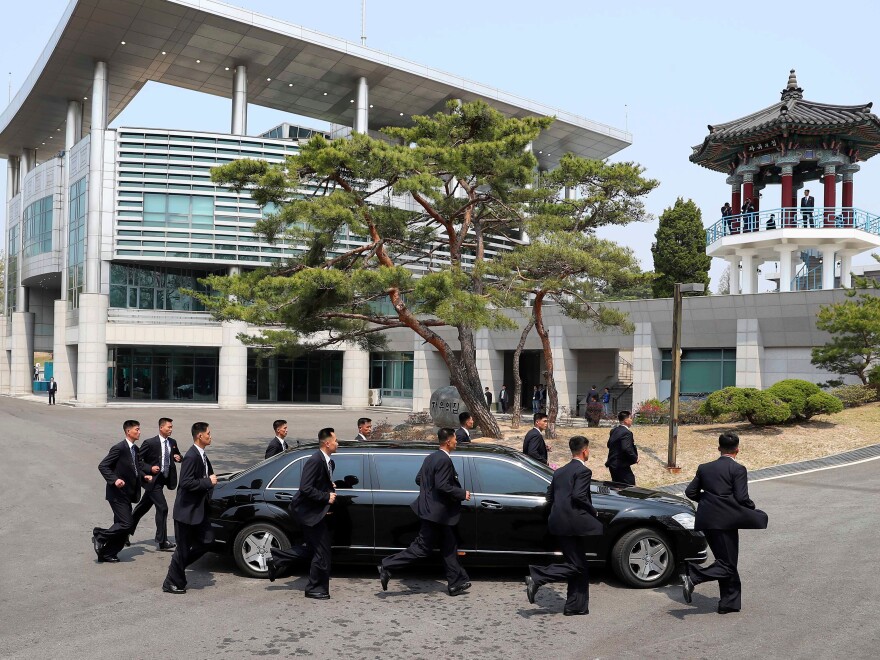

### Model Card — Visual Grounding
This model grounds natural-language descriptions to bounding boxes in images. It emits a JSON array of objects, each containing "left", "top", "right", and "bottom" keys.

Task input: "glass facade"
[
  {"left": 370, "top": 352, "right": 414, "bottom": 399},
  {"left": 143, "top": 193, "right": 214, "bottom": 228},
  {"left": 22, "top": 195, "right": 53, "bottom": 257},
  {"left": 109, "top": 263, "right": 217, "bottom": 311},
  {"left": 6, "top": 224, "right": 19, "bottom": 315},
  {"left": 109, "top": 346, "right": 218, "bottom": 401},
  {"left": 246, "top": 350, "right": 343, "bottom": 402},
  {"left": 661, "top": 349, "right": 737, "bottom": 395},
  {"left": 68, "top": 177, "right": 87, "bottom": 308}
]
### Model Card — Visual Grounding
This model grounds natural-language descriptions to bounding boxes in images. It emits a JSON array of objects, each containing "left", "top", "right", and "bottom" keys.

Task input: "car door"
[{"left": 327, "top": 452, "right": 373, "bottom": 553}]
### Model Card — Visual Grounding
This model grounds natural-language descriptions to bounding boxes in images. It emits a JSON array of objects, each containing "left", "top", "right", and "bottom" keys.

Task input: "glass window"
[
  {"left": 22, "top": 195, "right": 53, "bottom": 257},
  {"left": 374, "top": 454, "right": 426, "bottom": 491},
  {"left": 331, "top": 454, "right": 365, "bottom": 490},
  {"left": 269, "top": 458, "right": 303, "bottom": 489},
  {"left": 473, "top": 459, "right": 546, "bottom": 496}
]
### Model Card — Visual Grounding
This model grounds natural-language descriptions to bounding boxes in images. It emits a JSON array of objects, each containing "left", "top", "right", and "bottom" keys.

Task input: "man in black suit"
[
  {"left": 681, "top": 432, "right": 768, "bottom": 613},
  {"left": 498, "top": 385, "right": 509, "bottom": 413},
  {"left": 264, "top": 419, "right": 290, "bottom": 459},
  {"left": 48, "top": 377, "right": 57, "bottom": 405},
  {"left": 378, "top": 427, "right": 472, "bottom": 597},
  {"left": 522, "top": 413, "right": 549, "bottom": 464},
  {"left": 274, "top": 427, "right": 338, "bottom": 599},
  {"left": 525, "top": 435, "right": 602, "bottom": 615},
  {"left": 130, "top": 417, "right": 182, "bottom": 551},
  {"left": 605, "top": 410, "right": 639, "bottom": 486},
  {"left": 801, "top": 189, "right": 815, "bottom": 227},
  {"left": 92, "top": 420, "right": 156, "bottom": 563},
  {"left": 455, "top": 411, "right": 473, "bottom": 444},
  {"left": 355, "top": 417, "right": 372, "bottom": 442},
  {"left": 162, "top": 422, "right": 218, "bottom": 594},
  {"left": 484, "top": 387, "right": 493, "bottom": 409}
]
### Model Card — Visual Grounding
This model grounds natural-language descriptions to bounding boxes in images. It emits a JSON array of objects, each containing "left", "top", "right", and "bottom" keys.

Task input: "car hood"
[{"left": 596, "top": 481, "right": 695, "bottom": 511}]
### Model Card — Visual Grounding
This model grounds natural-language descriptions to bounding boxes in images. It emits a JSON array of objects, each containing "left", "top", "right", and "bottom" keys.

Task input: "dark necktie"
[
  {"left": 282, "top": 439, "right": 287, "bottom": 451},
  {"left": 130, "top": 445, "right": 137, "bottom": 475},
  {"left": 202, "top": 452, "right": 208, "bottom": 476},
  {"left": 161, "top": 439, "right": 169, "bottom": 476},
  {"left": 329, "top": 459, "right": 335, "bottom": 475}
]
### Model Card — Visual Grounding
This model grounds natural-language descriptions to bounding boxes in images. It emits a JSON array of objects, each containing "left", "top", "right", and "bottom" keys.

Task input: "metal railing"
[
  {"left": 107, "top": 308, "right": 220, "bottom": 325},
  {"left": 705, "top": 207, "right": 880, "bottom": 246}
]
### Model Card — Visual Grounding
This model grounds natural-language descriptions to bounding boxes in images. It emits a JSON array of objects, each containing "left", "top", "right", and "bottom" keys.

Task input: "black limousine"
[{"left": 208, "top": 442, "right": 708, "bottom": 588}]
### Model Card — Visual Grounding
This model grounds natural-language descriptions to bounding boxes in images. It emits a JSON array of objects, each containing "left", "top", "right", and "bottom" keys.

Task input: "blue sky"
[{"left": 3, "top": 0, "right": 880, "bottom": 291}]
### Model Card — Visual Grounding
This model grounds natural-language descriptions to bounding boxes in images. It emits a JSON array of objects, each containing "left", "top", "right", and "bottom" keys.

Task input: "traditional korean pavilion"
[{"left": 692, "top": 70, "right": 880, "bottom": 293}]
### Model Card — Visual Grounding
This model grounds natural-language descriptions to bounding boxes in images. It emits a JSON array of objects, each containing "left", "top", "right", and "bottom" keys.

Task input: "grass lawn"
[{"left": 468, "top": 402, "right": 880, "bottom": 488}]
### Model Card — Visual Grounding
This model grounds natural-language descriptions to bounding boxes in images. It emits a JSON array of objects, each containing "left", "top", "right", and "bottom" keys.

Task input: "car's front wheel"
[
  {"left": 610, "top": 527, "right": 675, "bottom": 588},
  {"left": 233, "top": 522, "right": 290, "bottom": 578}
]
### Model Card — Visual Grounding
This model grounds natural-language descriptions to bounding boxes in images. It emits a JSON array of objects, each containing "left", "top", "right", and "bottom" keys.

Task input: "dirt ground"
[{"left": 454, "top": 402, "right": 880, "bottom": 488}]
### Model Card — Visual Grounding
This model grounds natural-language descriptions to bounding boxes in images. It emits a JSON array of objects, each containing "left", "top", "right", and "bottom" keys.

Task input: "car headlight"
[{"left": 672, "top": 513, "right": 695, "bottom": 530}]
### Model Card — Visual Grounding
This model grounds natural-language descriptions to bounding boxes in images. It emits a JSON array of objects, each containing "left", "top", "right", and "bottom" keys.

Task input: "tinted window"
[
  {"left": 269, "top": 458, "right": 303, "bottom": 489},
  {"left": 332, "top": 454, "right": 365, "bottom": 490},
  {"left": 473, "top": 458, "right": 547, "bottom": 496},
  {"left": 374, "top": 454, "right": 426, "bottom": 491}
]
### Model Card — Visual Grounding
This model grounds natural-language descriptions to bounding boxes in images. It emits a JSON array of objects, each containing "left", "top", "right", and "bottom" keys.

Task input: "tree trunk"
[
  {"left": 533, "top": 293, "right": 558, "bottom": 439},
  {"left": 511, "top": 316, "right": 535, "bottom": 430}
]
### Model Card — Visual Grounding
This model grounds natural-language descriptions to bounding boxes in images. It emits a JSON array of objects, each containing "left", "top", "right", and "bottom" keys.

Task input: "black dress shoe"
[
  {"left": 563, "top": 608, "right": 589, "bottom": 616},
  {"left": 717, "top": 606, "right": 740, "bottom": 614},
  {"left": 125, "top": 535, "right": 131, "bottom": 548},
  {"left": 158, "top": 541, "right": 176, "bottom": 552},
  {"left": 91, "top": 535, "right": 104, "bottom": 558},
  {"left": 681, "top": 573, "right": 695, "bottom": 604},
  {"left": 525, "top": 575, "right": 538, "bottom": 604},
  {"left": 162, "top": 583, "right": 187, "bottom": 595},
  {"left": 100, "top": 555, "right": 120, "bottom": 563},
  {"left": 378, "top": 564, "right": 390, "bottom": 592},
  {"left": 447, "top": 582, "right": 472, "bottom": 597},
  {"left": 305, "top": 591, "right": 330, "bottom": 600},
  {"left": 267, "top": 558, "right": 277, "bottom": 583}
]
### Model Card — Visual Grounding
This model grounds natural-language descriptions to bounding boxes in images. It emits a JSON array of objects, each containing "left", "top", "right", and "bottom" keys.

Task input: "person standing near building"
[
  {"left": 605, "top": 411, "right": 638, "bottom": 486},
  {"left": 801, "top": 189, "right": 815, "bottom": 227},
  {"left": 48, "top": 377, "right": 57, "bottom": 405},
  {"left": 499, "top": 385, "right": 509, "bottom": 413},
  {"left": 601, "top": 387, "right": 611, "bottom": 418},
  {"left": 378, "top": 428, "right": 472, "bottom": 597},
  {"left": 523, "top": 413, "right": 549, "bottom": 465},
  {"left": 524, "top": 435, "right": 602, "bottom": 616},
  {"left": 130, "top": 417, "right": 182, "bottom": 551},
  {"left": 92, "top": 420, "right": 155, "bottom": 563},
  {"left": 532, "top": 386, "right": 541, "bottom": 413},
  {"left": 265, "top": 419, "right": 290, "bottom": 459},
  {"left": 680, "top": 432, "right": 768, "bottom": 613},
  {"left": 741, "top": 197, "right": 755, "bottom": 232},
  {"left": 484, "top": 387, "right": 493, "bottom": 409},
  {"left": 455, "top": 412, "right": 473, "bottom": 444},
  {"left": 355, "top": 417, "right": 372, "bottom": 442},
  {"left": 162, "top": 422, "right": 217, "bottom": 594}
]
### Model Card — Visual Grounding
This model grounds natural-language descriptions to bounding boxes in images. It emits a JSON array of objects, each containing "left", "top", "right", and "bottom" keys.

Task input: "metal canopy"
[{"left": 0, "top": 0, "right": 632, "bottom": 169}]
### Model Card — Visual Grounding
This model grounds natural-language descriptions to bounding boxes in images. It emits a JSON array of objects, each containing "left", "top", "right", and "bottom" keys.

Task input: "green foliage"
[
  {"left": 766, "top": 379, "right": 822, "bottom": 420},
  {"left": 868, "top": 365, "right": 880, "bottom": 386},
  {"left": 651, "top": 198, "right": 711, "bottom": 298},
  {"left": 699, "top": 387, "right": 791, "bottom": 426},
  {"left": 828, "top": 384, "right": 879, "bottom": 408},
  {"left": 811, "top": 291, "right": 880, "bottom": 384},
  {"left": 678, "top": 399, "right": 713, "bottom": 424},
  {"left": 805, "top": 391, "right": 844, "bottom": 417},
  {"left": 635, "top": 398, "right": 668, "bottom": 424}
]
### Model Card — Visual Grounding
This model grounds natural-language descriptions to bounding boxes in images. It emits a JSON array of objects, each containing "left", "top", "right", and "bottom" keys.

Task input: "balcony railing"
[
  {"left": 705, "top": 207, "right": 880, "bottom": 246},
  {"left": 107, "top": 308, "right": 220, "bottom": 325}
]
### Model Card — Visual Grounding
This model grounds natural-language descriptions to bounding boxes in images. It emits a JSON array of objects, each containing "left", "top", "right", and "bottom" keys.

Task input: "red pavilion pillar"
[
  {"left": 823, "top": 164, "right": 837, "bottom": 226},
  {"left": 728, "top": 174, "right": 742, "bottom": 215},
  {"left": 840, "top": 164, "right": 859, "bottom": 226},
  {"left": 777, "top": 158, "right": 799, "bottom": 227},
  {"left": 741, "top": 170, "right": 755, "bottom": 233}
]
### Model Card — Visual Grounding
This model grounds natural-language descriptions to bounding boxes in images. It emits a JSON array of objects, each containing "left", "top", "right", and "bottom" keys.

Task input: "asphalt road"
[{"left": 1, "top": 398, "right": 878, "bottom": 659}]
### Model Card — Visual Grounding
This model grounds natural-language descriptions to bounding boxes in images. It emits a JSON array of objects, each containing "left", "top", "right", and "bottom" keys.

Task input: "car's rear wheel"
[
  {"left": 233, "top": 522, "right": 290, "bottom": 578},
  {"left": 610, "top": 527, "right": 675, "bottom": 588}
]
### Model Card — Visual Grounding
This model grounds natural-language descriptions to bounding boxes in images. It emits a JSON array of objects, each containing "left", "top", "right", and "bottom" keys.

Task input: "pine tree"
[{"left": 651, "top": 198, "right": 711, "bottom": 298}]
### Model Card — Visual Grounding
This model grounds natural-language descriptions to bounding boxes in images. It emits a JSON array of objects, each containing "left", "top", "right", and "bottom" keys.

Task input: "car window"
[
  {"left": 332, "top": 454, "right": 365, "bottom": 490},
  {"left": 473, "top": 458, "right": 547, "bottom": 496},
  {"left": 269, "top": 458, "right": 303, "bottom": 489},
  {"left": 374, "top": 454, "right": 425, "bottom": 491}
]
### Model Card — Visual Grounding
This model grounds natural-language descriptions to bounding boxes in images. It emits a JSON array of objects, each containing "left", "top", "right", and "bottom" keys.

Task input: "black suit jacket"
[
  {"left": 546, "top": 460, "right": 603, "bottom": 537},
  {"left": 801, "top": 196, "right": 815, "bottom": 209},
  {"left": 522, "top": 428, "right": 548, "bottom": 464},
  {"left": 685, "top": 457, "right": 768, "bottom": 530},
  {"left": 172, "top": 445, "right": 214, "bottom": 526},
  {"left": 605, "top": 425, "right": 638, "bottom": 469},
  {"left": 485, "top": 392, "right": 493, "bottom": 405},
  {"left": 292, "top": 450, "right": 334, "bottom": 527},
  {"left": 48, "top": 381, "right": 58, "bottom": 394},
  {"left": 410, "top": 450, "right": 466, "bottom": 526},
  {"left": 455, "top": 427, "right": 471, "bottom": 444},
  {"left": 139, "top": 434, "right": 182, "bottom": 491},
  {"left": 499, "top": 389, "right": 508, "bottom": 403},
  {"left": 265, "top": 437, "right": 288, "bottom": 459},
  {"left": 98, "top": 440, "right": 151, "bottom": 504}
]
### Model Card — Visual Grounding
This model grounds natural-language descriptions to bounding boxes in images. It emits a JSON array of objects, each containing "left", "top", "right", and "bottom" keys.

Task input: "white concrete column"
[
  {"left": 725, "top": 256, "right": 740, "bottom": 295},
  {"left": 839, "top": 251, "right": 854, "bottom": 289},
  {"left": 750, "top": 260, "right": 761, "bottom": 294},
  {"left": 341, "top": 346, "right": 371, "bottom": 409},
  {"left": 21, "top": 148, "right": 36, "bottom": 173},
  {"left": 735, "top": 318, "right": 763, "bottom": 389},
  {"left": 75, "top": 292, "right": 108, "bottom": 405},
  {"left": 474, "top": 329, "right": 504, "bottom": 411},
  {"left": 10, "top": 312, "right": 35, "bottom": 396},
  {"left": 0, "top": 332, "right": 10, "bottom": 395},
  {"left": 412, "top": 343, "right": 450, "bottom": 412},
  {"left": 549, "top": 324, "right": 578, "bottom": 412},
  {"left": 85, "top": 61, "right": 108, "bottom": 295},
  {"left": 231, "top": 65, "right": 248, "bottom": 136},
  {"left": 777, "top": 245, "right": 796, "bottom": 293},
  {"left": 52, "top": 300, "right": 74, "bottom": 402},
  {"left": 6, "top": 155, "right": 19, "bottom": 200},
  {"left": 820, "top": 247, "right": 836, "bottom": 290},
  {"left": 218, "top": 320, "right": 248, "bottom": 409},
  {"left": 740, "top": 251, "right": 755, "bottom": 294},
  {"left": 354, "top": 76, "right": 369, "bottom": 134},
  {"left": 632, "top": 322, "right": 660, "bottom": 406},
  {"left": 66, "top": 100, "right": 83, "bottom": 149}
]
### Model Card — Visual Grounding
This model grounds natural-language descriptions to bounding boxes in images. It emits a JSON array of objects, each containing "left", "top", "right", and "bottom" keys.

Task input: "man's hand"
[
  {"left": 144, "top": 475, "right": 153, "bottom": 483},
  {"left": 464, "top": 490, "right": 471, "bottom": 501},
  {"left": 328, "top": 492, "right": 337, "bottom": 504},
  {"left": 173, "top": 455, "right": 181, "bottom": 462},
  {"left": 209, "top": 474, "right": 218, "bottom": 486},
  {"left": 151, "top": 465, "right": 160, "bottom": 473},
  {"left": 114, "top": 479, "right": 125, "bottom": 488}
]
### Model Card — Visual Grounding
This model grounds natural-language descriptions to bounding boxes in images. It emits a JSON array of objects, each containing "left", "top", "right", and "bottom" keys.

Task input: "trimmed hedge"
[
  {"left": 766, "top": 379, "right": 821, "bottom": 420},
  {"left": 829, "top": 384, "right": 879, "bottom": 408},
  {"left": 699, "top": 381, "right": 844, "bottom": 425}
]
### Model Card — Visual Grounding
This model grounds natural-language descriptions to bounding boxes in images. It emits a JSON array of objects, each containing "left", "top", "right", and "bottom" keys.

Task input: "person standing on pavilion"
[
  {"left": 721, "top": 202, "right": 733, "bottom": 235},
  {"left": 800, "top": 189, "right": 815, "bottom": 227}
]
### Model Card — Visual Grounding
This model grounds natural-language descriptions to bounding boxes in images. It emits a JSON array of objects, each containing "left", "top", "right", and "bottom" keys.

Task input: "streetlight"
[{"left": 667, "top": 282, "right": 706, "bottom": 472}]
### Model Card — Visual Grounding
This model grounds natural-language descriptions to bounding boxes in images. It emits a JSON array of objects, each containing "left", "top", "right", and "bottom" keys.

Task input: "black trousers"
[
  {"left": 529, "top": 535, "right": 589, "bottom": 613},
  {"left": 131, "top": 480, "right": 170, "bottom": 544},
  {"left": 48, "top": 392, "right": 55, "bottom": 404},
  {"left": 164, "top": 520, "right": 211, "bottom": 589},
  {"left": 302, "top": 519, "right": 332, "bottom": 594},
  {"left": 802, "top": 211, "right": 814, "bottom": 227},
  {"left": 609, "top": 466, "right": 636, "bottom": 486},
  {"left": 688, "top": 529, "right": 741, "bottom": 610},
  {"left": 93, "top": 498, "right": 134, "bottom": 559},
  {"left": 381, "top": 519, "right": 469, "bottom": 589}
]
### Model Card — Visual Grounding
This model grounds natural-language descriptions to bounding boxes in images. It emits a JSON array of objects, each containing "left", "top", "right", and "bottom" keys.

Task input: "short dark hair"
[
  {"left": 273, "top": 419, "right": 287, "bottom": 432},
  {"left": 719, "top": 432, "right": 739, "bottom": 453},
  {"left": 318, "top": 427, "right": 335, "bottom": 443},
  {"left": 158, "top": 417, "right": 173, "bottom": 427},
  {"left": 357, "top": 417, "right": 371, "bottom": 428},
  {"left": 569, "top": 435, "right": 589, "bottom": 454},
  {"left": 603, "top": 387, "right": 609, "bottom": 391},
  {"left": 123, "top": 419, "right": 140, "bottom": 433},
  {"left": 459, "top": 412, "right": 472, "bottom": 424},
  {"left": 438, "top": 427, "right": 455, "bottom": 444},
  {"left": 191, "top": 421, "right": 209, "bottom": 438},
  {"left": 534, "top": 412, "right": 548, "bottom": 423},
  {"left": 618, "top": 410, "right": 631, "bottom": 423}
]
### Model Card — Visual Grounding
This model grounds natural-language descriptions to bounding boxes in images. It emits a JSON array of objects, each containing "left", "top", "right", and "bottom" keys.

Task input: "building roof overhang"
[{"left": 0, "top": 0, "right": 631, "bottom": 168}]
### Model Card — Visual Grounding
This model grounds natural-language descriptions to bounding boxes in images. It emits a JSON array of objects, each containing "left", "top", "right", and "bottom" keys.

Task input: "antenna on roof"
[{"left": 361, "top": 0, "right": 367, "bottom": 46}]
